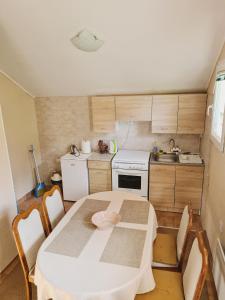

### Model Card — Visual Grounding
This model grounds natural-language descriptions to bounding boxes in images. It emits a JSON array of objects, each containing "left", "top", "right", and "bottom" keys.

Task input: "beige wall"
[
  {"left": 0, "top": 73, "right": 40, "bottom": 200},
  {"left": 0, "top": 106, "right": 17, "bottom": 271},
  {"left": 35, "top": 96, "right": 201, "bottom": 180},
  {"left": 200, "top": 43, "right": 225, "bottom": 254}
]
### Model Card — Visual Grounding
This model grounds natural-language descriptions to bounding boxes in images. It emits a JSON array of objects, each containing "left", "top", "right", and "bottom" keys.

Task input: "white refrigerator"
[{"left": 60, "top": 153, "right": 91, "bottom": 201}]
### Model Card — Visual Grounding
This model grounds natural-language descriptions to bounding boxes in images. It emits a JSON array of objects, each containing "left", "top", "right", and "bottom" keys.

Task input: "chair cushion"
[
  {"left": 153, "top": 233, "right": 178, "bottom": 265},
  {"left": 135, "top": 269, "right": 184, "bottom": 300}
]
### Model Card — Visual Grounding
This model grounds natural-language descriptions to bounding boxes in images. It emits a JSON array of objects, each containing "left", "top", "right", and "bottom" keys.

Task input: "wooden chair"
[
  {"left": 42, "top": 185, "right": 65, "bottom": 234},
  {"left": 12, "top": 203, "right": 48, "bottom": 300},
  {"left": 136, "top": 230, "right": 208, "bottom": 300},
  {"left": 153, "top": 204, "right": 193, "bottom": 268}
]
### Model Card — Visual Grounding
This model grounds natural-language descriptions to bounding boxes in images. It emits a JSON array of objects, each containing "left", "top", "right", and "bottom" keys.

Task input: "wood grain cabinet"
[
  {"left": 149, "top": 164, "right": 204, "bottom": 212},
  {"left": 115, "top": 95, "right": 152, "bottom": 121},
  {"left": 152, "top": 95, "right": 178, "bottom": 133},
  {"left": 149, "top": 165, "right": 175, "bottom": 208},
  {"left": 91, "top": 96, "right": 116, "bottom": 133},
  {"left": 175, "top": 166, "right": 204, "bottom": 210},
  {"left": 177, "top": 94, "right": 207, "bottom": 134},
  {"left": 88, "top": 160, "right": 112, "bottom": 194}
]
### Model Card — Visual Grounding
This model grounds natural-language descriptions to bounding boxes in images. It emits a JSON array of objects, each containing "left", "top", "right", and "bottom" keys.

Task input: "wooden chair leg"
[{"left": 25, "top": 279, "right": 32, "bottom": 300}]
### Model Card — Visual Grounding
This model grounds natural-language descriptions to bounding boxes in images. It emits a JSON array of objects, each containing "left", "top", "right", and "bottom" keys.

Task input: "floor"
[{"left": 0, "top": 195, "right": 218, "bottom": 300}]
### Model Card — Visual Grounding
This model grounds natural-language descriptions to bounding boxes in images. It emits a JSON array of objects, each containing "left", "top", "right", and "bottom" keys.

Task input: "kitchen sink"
[{"left": 154, "top": 153, "right": 179, "bottom": 163}]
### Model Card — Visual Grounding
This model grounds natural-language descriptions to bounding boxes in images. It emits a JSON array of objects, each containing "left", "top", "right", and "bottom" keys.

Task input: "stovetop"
[{"left": 112, "top": 150, "right": 150, "bottom": 170}]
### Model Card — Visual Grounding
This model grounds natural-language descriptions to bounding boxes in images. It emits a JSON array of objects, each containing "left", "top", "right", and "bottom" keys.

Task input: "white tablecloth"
[{"left": 35, "top": 191, "right": 158, "bottom": 300}]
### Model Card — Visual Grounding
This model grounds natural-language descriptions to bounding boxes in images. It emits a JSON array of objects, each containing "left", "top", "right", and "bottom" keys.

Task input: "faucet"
[{"left": 169, "top": 139, "right": 175, "bottom": 152}]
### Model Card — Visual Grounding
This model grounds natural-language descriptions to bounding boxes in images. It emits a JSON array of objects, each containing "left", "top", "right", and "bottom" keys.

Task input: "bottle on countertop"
[{"left": 109, "top": 139, "right": 118, "bottom": 154}]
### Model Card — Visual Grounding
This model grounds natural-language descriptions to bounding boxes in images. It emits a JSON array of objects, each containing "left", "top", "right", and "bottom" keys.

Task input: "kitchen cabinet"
[
  {"left": 175, "top": 166, "right": 204, "bottom": 210},
  {"left": 91, "top": 96, "right": 116, "bottom": 132},
  {"left": 149, "top": 163, "right": 204, "bottom": 212},
  {"left": 88, "top": 160, "right": 112, "bottom": 194},
  {"left": 152, "top": 95, "right": 178, "bottom": 133},
  {"left": 115, "top": 95, "right": 152, "bottom": 121},
  {"left": 91, "top": 93, "right": 207, "bottom": 134},
  {"left": 149, "top": 165, "right": 175, "bottom": 208},
  {"left": 177, "top": 94, "right": 207, "bottom": 134}
]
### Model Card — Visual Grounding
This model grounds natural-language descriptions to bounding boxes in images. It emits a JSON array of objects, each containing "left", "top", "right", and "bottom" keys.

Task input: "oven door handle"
[{"left": 115, "top": 170, "right": 144, "bottom": 176}]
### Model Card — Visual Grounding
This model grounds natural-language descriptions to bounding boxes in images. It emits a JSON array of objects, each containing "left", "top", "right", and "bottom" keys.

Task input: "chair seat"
[
  {"left": 153, "top": 233, "right": 178, "bottom": 266},
  {"left": 135, "top": 269, "right": 184, "bottom": 300},
  {"left": 28, "top": 265, "right": 35, "bottom": 283}
]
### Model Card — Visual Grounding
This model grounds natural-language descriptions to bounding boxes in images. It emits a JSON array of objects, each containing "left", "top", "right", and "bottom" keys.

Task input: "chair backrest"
[
  {"left": 176, "top": 204, "right": 193, "bottom": 262},
  {"left": 12, "top": 203, "right": 47, "bottom": 276},
  {"left": 182, "top": 231, "right": 208, "bottom": 300},
  {"left": 42, "top": 185, "right": 65, "bottom": 233}
]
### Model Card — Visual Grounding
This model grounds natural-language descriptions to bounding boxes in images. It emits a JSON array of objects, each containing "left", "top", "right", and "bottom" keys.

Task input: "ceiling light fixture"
[{"left": 71, "top": 29, "right": 104, "bottom": 52}]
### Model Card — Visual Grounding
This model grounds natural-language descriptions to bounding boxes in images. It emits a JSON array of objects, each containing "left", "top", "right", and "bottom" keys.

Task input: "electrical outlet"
[{"left": 219, "top": 220, "right": 224, "bottom": 233}]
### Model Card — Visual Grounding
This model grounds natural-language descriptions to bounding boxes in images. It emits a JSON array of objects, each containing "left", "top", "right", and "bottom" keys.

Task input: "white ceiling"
[{"left": 0, "top": 0, "right": 225, "bottom": 97}]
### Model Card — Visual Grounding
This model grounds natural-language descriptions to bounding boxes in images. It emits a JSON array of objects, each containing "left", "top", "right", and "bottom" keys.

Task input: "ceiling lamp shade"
[{"left": 71, "top": 29, "right": 104, "bottom": 52}]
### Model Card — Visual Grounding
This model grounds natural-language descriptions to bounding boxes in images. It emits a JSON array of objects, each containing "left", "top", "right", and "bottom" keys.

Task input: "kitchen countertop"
[
  {"left": 150, "top": 153, "right": 204, "bottom": 167},
  {"left": 88, "top": 152, "right": 115, "bottom": 162}
]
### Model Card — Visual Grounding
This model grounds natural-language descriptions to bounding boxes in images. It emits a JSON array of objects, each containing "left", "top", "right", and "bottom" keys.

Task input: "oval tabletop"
[{"left": 35, "top": 191, "right": 158, "bottom": 300}]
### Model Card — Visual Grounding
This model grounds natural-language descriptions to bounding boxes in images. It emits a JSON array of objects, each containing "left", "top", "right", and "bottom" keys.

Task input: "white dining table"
[{"left": 35, "top": 191, "right": 158, "bottom": 300}]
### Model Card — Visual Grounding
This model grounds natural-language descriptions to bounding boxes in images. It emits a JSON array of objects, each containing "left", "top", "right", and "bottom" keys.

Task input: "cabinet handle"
[{"left": 70, "top": 163, "right": 75, "bottom": 166}]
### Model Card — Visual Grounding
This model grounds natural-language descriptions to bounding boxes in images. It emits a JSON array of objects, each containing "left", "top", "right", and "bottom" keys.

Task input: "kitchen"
[
  {"left": 49, "top": 94, "right": 205, "bottom": 214},
  {"left": 0, "top": 1, "right": 225, "bottom": 300}
]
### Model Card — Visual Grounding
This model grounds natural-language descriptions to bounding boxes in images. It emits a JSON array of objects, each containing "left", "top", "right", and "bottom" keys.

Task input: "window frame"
[{"left": 210, "top": 65, "right": 225, "bottom": 152}]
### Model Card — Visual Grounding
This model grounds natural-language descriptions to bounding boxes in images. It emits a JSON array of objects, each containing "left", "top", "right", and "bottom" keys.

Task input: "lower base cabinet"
[
  {"left": 149, "top": 165, "right": 175, "bottom": 208},
  {"left": 149, "top": 164, "right": 204, "bottom": 212},
  {"left": 175, "top": 166, "right": 204, "bottom": 210},
  {"left": 88, "top": 161, "right": 112, "bottom": 194}
]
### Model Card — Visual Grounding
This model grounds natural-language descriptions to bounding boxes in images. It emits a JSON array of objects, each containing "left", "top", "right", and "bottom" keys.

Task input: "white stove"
[{"left": 112, "top": 150, "right": 150, "bottom": 198}]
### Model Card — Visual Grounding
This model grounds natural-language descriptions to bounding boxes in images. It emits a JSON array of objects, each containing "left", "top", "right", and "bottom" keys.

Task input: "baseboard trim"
[
  {"left": 0, "top": 256, "right": 19, "bottom": 283},
  {"left": 17, "top": 190, "right": 33, "bottom": 205}
]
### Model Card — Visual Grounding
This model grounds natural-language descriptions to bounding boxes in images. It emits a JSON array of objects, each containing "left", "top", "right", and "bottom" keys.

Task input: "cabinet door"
[
  {"left": 91, "top": 96, "right": 115, "bottom": 132},
  {"left": 149, "top": 165, "right": 175, "bottom": 208},
  {"left": 177, "top": 94, "right": 207, "bottom": 134},
  {"left": 175, "top": 166, "right": 204, "bottom": 210},
  {"left": 115, "top": 95, "right": 152, "bottom": 121},
  {"left": 152, "top": 95, "right": 178, "bottom": 133},
  {"left": 89, "top": 169, "right": 112, "bottom": 194}
]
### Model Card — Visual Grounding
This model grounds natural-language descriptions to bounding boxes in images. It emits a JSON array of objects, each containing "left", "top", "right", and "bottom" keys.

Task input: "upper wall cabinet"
[
  {"left": 91, "top": 96, "right": 116, "bottom": 133},
  {"left": 115, "top": 95, "right": 152, "bottom": 121},
  {"left": 152, "top": 95, "right": 178, "bottom": 133},
  {"left": 177, "top": 94, "right": 207, "bottom": 134}
]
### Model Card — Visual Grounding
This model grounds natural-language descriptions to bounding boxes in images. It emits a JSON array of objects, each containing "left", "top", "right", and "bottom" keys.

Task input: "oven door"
[{"left": 112, "top": 168, "right": 148, "bottom": 197}]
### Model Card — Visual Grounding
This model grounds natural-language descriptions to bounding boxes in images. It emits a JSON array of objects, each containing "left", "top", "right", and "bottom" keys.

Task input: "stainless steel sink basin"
[{"left": 155, "top": 153, "right": 179, "bottom": 163}]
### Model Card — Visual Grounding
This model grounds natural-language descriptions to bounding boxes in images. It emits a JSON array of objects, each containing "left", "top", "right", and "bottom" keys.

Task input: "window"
[{"left": 211, "top": 72, "right": 225, "bottom": 151}]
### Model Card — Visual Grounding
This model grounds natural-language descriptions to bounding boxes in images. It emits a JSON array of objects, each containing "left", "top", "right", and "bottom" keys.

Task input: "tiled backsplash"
[{"left": 35, "top": 96, "right": 201, "bottom": 180}]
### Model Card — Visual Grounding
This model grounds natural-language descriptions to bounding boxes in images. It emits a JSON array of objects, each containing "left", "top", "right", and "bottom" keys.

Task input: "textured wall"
[
  {"left": 200, "top": 42, "right": 225, "bottom": 253},
  {"left": 35, "top": 96, "right": 201, "bottom": 180}
]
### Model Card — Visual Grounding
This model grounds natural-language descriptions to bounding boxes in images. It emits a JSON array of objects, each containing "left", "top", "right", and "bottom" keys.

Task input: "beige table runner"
[
  {"left": 71, "top": 199, "right": 110, "bottom": 222},
  {"left": 46, "top": 199, "right": 110, "bottom": 257},
  {"left": 119, "top": 200, "right": 149, "bottom": 224},
  {"left": 100, "top": 227, "right": 147, "bottom": 268}
]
